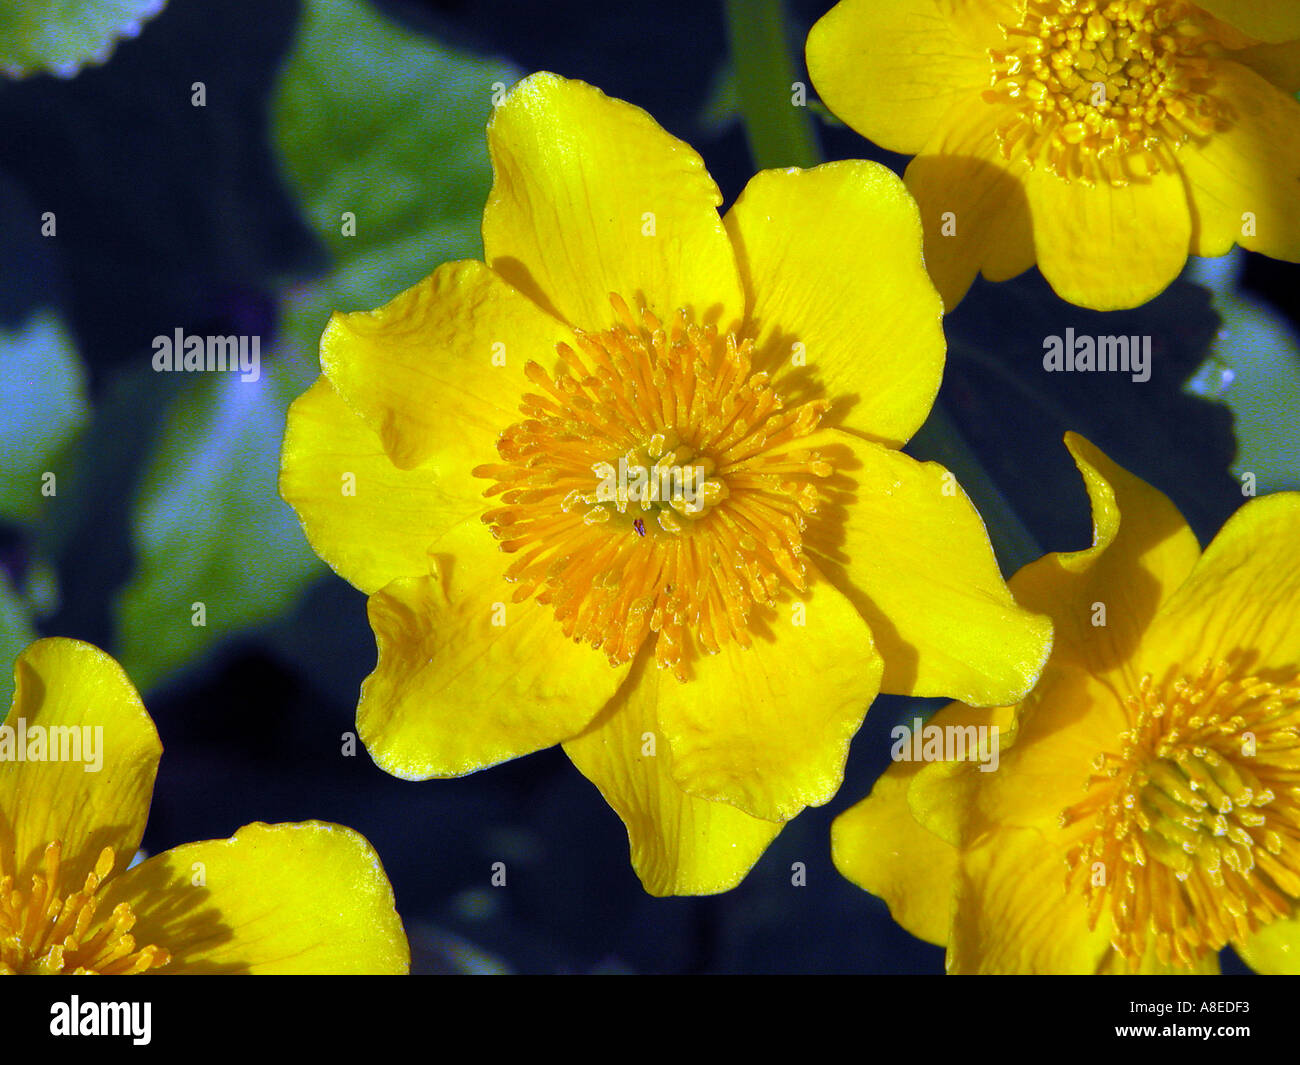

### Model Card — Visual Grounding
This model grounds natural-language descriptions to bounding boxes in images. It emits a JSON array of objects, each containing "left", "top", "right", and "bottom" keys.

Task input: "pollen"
[
  {"left": 0, "top": 841, "right": 170, "bottom": 974},
  {"left": 985, "top": 0, "right": 1225, "bottom": 186},
  {"left": 472, "top": 294, "right": 834, "bottom": 680},
  {"left": 1060, "top": 661, "right": 1300, "bottom": 969}
]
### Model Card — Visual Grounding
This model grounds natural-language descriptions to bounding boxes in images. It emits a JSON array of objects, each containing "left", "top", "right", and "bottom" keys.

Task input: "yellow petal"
[
  {"left": 1138, "top": 490, "right": 1300, "bottom": 674},
  {"left": 280, "top": 376, "right": 484, "bottom": 594},
  {"left": 723, "top": 160, "right": 946, "bottom": 448},
  {"left": 563, "top": 652, "right": 783, "bottom": 896},
  {"left": 831, "top": 760, "right": 958, "bottom": 946},
  {"left": 100, "top": 821, "right": 408, "bottom": 974},
  {"left": 482, "top": 73, "right": 744, "bottom": 332},
  {"left": 0, "top": 639, "right": 159, "bottom": 889},
  {"left": 950, "top": 664, "right": 1126, "bottom": 833},
  {"left": 904, "top": 97, "right": 1037, "bottom": 310},
  {"left": 357, "top": 521, "right": 630, "bottom": 780},
  {"left": 805, "top": 0, "right": 1007, "bottom": 156},
  {"left": 1235, "top": 915, "right": 1300, "bottom": 973},
  {"left": 805, "top": 429, "right": 1053, "bottom": 706},
  {"left": 1007, "top": 433, "right": 1201, "bottom": 682},
  {"left": 915, "top": 437, "right": 1199, "bottom": 838},
  {"left": 1025, "top": 164, "right": 1192, "bottom": 310},
  {"left": 1233, "top": 38, "right": 1300, "bottom": 93},
  {"left": 904, "top": 702, "right": 1018, "bottom": 848},
  {"left": 1192, "top": 0, "right": 1300, "bottom": 43},
  {"left": 1097, "top": 941, "right": 1221, "bottom": 973},
  {"left": 948, "top": 824, "right": 1112, "bottom": 973},
  {"left": 654, "top": 563, "right": 883, "bottom": 823},
  {"left": 320, "top": 259, "right": 572, "bottom": 470},
  {"left": 1180, "top": 60, "right": 1300, "bottom": 260}
]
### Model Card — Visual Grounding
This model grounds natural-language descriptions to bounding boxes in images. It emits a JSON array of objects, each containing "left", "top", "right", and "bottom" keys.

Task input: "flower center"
[
  {"left": 1061, "top": 662, "right": 1300, "bottom": 969},
  {"left": 586, "top": 431, "right": 727, "bottom": 534},
  {"left": 986, "top": 0, "right": 1224, "bottom": 186},
  {"left": 0, "top": 841, "right": 170, "bottom": 974},
  {"left": 474, "top": 295, "right": 834, "bottom": 680}
]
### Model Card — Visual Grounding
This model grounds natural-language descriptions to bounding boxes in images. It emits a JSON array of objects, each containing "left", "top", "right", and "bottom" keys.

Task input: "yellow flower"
[
  {"left": 279, "top": 72, "right": 1051, "bottom": 896},
  {"left": 0, "top": 638, "right": 409, "bottom": 974},
  {"left": 833, "top": 433, "right": 1300, "bottom": 973},
  {"left": 806, "top": 0, "right": 1300, "bottom": 311}
]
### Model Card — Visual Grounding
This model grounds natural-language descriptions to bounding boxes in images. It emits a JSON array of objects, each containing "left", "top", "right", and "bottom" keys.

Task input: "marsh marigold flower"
[
  {"left": 833, "top": 433, "right": 1300, "bottom": 973},
  {"left": 279, "top": 72, "right": 1051, "bottom": 895},
  {"left": 807, "top": 0, "right": 1300, "bottom": 310},
  {"left": 0, "top": 639, "right": 408, "bottom": 974}
]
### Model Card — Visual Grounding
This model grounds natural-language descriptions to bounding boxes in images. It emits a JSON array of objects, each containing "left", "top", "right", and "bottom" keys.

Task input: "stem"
[{"left": 722, "top": 0, "right": 820, "bottom": 170}]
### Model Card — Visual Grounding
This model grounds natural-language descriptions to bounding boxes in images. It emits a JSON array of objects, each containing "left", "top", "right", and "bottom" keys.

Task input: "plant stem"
[{"left": 722, "top": 0, "right": 820, "bottom": 170}]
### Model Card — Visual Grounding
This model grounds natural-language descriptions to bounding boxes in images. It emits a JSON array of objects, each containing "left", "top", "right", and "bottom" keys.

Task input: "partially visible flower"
[
  {"left": 280, "top": 72, "right": 1052, "bottom": 896},
  {"left": 833, "top": 433, "right": 1300, "bottom": 973},
  {"left": 0, "top": 638, "right": 408, "bottom": 974},
  {"left": 807, "top": 0, "right": 1300, "bottom": 310}
]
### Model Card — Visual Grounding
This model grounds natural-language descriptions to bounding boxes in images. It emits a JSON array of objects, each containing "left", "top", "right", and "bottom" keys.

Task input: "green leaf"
[
  {"left": 270, "top": 0, "right": 520, "bottom": 313},
  {"left": 112, "top": 352, "right": 324, "bottom": 693},
  {"left": 0, "top": 573, "right": 37, "bottom": 711},
  {"left": 0, "top": 312, "right": 89, "bottom": 524},
  {"left": 723, "top": 0, "right": 821, "bottom": 170},
  {"left": 1185, "top": 291, "right": 1300, "bottom": 493},
  {"left": 0, "top": 0, "right": 167, "bottom": 79},
  {"left": 697, "top": 59, "right": 739, "bottom": 135},
  {"left": 111, "top": 1, "right": 522, "bottom": 692}
]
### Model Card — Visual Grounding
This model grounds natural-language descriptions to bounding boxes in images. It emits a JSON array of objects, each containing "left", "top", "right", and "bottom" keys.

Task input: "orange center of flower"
[
  {"left": 473, "top": 295, "right": 834, "bottom": 680},
  {"left": 0, "top": 841, "right": 170, "bottom": 975},
  {"left": 1061, "top": 662, "right": 1300, "bottom": 969},
  {"left": 986, "top": 0, "right": 1224, "bottom": 186}
]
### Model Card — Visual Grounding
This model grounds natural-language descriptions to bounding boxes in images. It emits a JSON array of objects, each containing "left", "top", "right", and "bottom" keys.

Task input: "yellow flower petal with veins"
[
  {"left": 357, "top": 524, "right": 632, "bottom": 780},
  {"left": 0, "top": 639, "right": 408, "bottom": 975},
  {"left": 901, "top": 95, "right": 1037, "bottom": 309},
  {"left": 281, "top": 72, "right": 1051, "bottom": 895},
  {"left": 1235, "top": 912, "right": 1300, "bottom": 974},
  {"left": 0, "top": 639, "right": 158, "bottom": 893},
  {"left": 98, "top": 822, "right": 408, "bottom": 975},
  {"left": 807, "top": 430, "right": 1053, "bottom": 705},
  {"left": 280, "top": 376, "right": 476, "bottom": 594},
  {"left": 563, "top": 654, "right": 784, "bottom": 897},
  {"left": 723, "top": 162, "right": 946, "bottom": 449},
  {"left": 831, "top": 701, "right": 1015, "bottom": 946},
  {"left": 482, "top": 74, "right": 746, "bottom": 333},
  {"left": 808, "top": 0, "right": 1300, "bottom": 310},
  {"left": 801, "top": 0, "right": 1003, "bottom": 156},
  {"left": 834, "top": 434, "right": 1300, "bottom": 972}
]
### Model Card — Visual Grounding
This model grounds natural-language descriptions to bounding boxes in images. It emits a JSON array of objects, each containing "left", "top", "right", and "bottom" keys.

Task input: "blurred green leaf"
[
  {"left": 271, "top": 0, "right": 520, "bottom": 315},
  {"left": 1185, "top": 291, "right": 1300, "bottom": 492},
  {"left": 0, "top": 573, "right": 37, "bottom": 710},
  {"left": 0, "top": 312, "right": 89, "bottom": 524},
  {"left": 0, "top": 0, "right": 167, "bottom": 79},
  {"left": 112, "top": 0, "right": 522, "bottom": 692},
  {"left": 698, "top": 59, "right": 739, "bottom": 135},
  {"left": 113, "top": 354, "right": 323, "bottom": 693}
]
